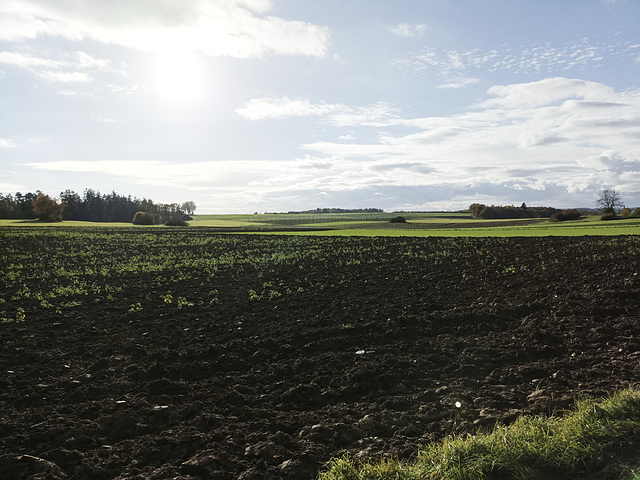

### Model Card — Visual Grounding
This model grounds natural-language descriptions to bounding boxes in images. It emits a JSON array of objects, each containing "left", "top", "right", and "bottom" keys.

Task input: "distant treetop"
[{"left": 469, "top": 203, "right": 559, "bottom": 219}]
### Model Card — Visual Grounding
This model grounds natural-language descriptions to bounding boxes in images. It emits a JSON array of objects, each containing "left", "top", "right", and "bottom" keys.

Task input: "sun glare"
[{"left": 154, "top": 50, "right": 204, "bottom": 102}]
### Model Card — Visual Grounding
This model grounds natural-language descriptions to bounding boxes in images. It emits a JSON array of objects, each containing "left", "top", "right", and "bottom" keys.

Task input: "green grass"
[
  {"left": 135, "top": 213, "right": 640, "bottom": 236},
  {"left": 255, "top": 222, "right": 640, "bottom": 237},
  {"left": 187, "top": 214, "right": 267, "bottom": 227},
  {"left": 319, "top": 388, "right": 640, "bottom": 480},
  {"left": 2, "top": 214, "right": 639, "bottom": 237}
]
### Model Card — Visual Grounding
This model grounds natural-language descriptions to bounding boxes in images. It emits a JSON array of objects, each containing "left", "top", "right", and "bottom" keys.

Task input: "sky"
[{"left": 1, "top": 0, "right": 639, "bottom": 214}]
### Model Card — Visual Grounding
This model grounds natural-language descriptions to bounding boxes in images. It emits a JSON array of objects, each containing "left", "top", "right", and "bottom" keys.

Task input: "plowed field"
[{"left": 1, "top": 229, "right": 640, "bottom": 479}]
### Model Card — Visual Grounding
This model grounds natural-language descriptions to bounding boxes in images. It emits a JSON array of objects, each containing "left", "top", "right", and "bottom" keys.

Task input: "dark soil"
[{"left": 1, "top": 233, "right": 640, "bottom": 479}]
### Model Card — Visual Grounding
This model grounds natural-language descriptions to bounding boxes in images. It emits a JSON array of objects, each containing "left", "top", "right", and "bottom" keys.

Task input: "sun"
[{"left": 153, "top": 50, "right": 204, "bottom": 102}]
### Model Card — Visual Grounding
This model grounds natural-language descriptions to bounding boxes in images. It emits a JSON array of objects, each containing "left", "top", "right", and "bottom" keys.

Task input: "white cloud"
[
  {"left": 108, "top": 84, "right": 149, "bottom": 95},
  {"left": 0, "top": 182, "right": 26, "bottom": 192},
  {"left": 236, "top": 97, "right": 347, "bottom": 120},
  {"left": 236, "top": 80, "right": 640, "bottom": 203},
  {"left": 236, "top": 97, "right": 401, "bottom": 126},
  {"left": 479, "top": 77, "right": 616, "bottom": 109},
  {"left": 338, "top": 134, "right": 356, "bottom": 142},
  {"left": 57, "top": 89, "right": 95, "bottom": 96},
  {"left": 299, "top": 78, "right": 640, "bottom": 203},
  {"left": 0, "top": 0, "right": 330, "bottom": 58},
  {"left": 0, "top": 138, "right": 17, "bottom": 148},
  {"left": 35, "top": 71, "right": 92, "bottom": 83},
  {"left": 0, "top": 49, "right": 114, "bottom": 83},
  {"left": 0, "top": 51, "right": 63, "bottom": 69},
  {"left": 22, "top": 77, "right": 640, "bottom": 211},
  {"left": 388, "top": 23, "right": 425, "bottom": 38}
]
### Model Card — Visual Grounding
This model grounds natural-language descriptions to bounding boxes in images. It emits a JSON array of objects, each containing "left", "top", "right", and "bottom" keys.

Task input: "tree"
[
  {"left": 0, "top": 193, "right": 17, "bottom": 218},
  {"left": 469, "top": 203, "right": 486, "bottom": 218},
  {"left": 60, "top": 189, "right": 81, "bottom": 220},
  {"left": 596, "top": 188, "right": 623, "bottom": 213},
  {"left": 181, "top": 201, "right": 196, "bottom": 216},
  {"left": 33, "top": 194, "right": 64, "bottom": 222}
]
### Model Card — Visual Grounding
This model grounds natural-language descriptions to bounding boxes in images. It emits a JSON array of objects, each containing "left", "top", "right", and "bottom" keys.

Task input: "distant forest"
[
  {"left": 0, "top": 189, "right": 195, "bottom": 223},
  {"left": 469, "top": 203, "right": 560, "bottom": 219}
]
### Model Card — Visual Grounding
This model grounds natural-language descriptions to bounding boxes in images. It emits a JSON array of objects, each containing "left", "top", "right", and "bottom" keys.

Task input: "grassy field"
[
  {"left": 290, "top": 222, "right": 640, "bottom": 237},
  {"left": 0, "top": 219, "right": 138, "bottom": 228},
  {"left": 189, "top": 213, "right": 640, "bottom": 237},
  {"left": 2, "top": 212, "right": 640, "bottom": 236},
  {"left": 319, "top": 387, "right": 640, "bottom": 480}
]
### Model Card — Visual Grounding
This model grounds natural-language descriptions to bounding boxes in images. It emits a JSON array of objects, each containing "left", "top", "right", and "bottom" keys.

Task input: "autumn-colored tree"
[
  {"left": 33, "top": 194, "right": 64, "bottom": 222},
  {"left": 132, "top": 211, "right": 161, "bottom": 225}
]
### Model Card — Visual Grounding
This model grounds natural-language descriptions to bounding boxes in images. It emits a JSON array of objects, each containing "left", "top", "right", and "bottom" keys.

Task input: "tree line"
[
  {"left": 470, "top": 190, "right": 640, "bottom": 222},
  {"left": 468, "top": 203, "right": 559, "bottom": 219},
  {"left": 0, "top": 189, "right": 196, "bottom": 224}
]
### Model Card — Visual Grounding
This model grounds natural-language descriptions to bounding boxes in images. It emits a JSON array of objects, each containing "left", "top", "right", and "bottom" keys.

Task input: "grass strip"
[{"left": 319, "top": 388, "right": 640, "bottom": 480}]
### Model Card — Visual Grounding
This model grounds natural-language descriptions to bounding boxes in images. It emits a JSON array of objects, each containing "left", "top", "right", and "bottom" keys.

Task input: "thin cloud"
[
  {"left": 396, "top": 37, "right": 640, "bottom": 77},
  {"left": 0, "top": 51, "right": 63, "bottom": 69},
  {"left": 338, "top": 134, "right": 356, "bottom": 142},
  {"left": 326, "top": 102, "right": 401, "bottom": 127},
  {"left": 0, "top": 49, "right": 114, "bottom": 83},
  {"left": 0, "top": 182, "right": 26, "bottom": 192},
  {"left": 437, "top": 77, "right": 480, "bottom": 89},
  {"left": 35, "top": 71, "right": 92, "bottom": 83},
  {"left": 236, "top": 97, "right": 400, "bottom": 126},
  {"left": 0, "top": 0, "right": 331, "bottom": 59},
  {"left": 236, "top": 97, "right": 347, "bottom": 120},
  {"left": 388, "top": 23, "right": 426, "bottom": 38}
]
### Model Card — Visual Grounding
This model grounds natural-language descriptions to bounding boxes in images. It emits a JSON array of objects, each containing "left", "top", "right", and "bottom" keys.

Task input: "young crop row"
[{"left": 1, "top": 227, "right": 639, "bottom": 325}]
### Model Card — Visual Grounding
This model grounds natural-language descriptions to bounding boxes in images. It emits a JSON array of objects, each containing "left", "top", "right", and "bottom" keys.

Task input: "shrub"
[
  {"left": 549, "top": 209, "right": 581, "bottom": 222},
  {"left": 165, "top": 218, "right": 188, "bottom": 227},
  {"left": 601, "top": 213, "right": 618, "bottom": 221},
  {"left": 389, "top": 216, "right": 407, "bottom": 223},
  {"left": 132, "top": 211, "right": 161, "bottom": 225},
  {"left": 601, "top": 206, "right": 615, "bottom": 216}
]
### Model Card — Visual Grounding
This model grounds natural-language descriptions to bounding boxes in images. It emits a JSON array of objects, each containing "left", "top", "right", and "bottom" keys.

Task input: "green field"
[{"left": 2, "top": 212, "right": 640, "bottom": 236}]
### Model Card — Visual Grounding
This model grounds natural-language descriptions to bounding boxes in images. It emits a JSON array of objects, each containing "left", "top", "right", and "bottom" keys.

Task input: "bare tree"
[{"left": 596, "top": 188, "right": 623, "bottom": 213}]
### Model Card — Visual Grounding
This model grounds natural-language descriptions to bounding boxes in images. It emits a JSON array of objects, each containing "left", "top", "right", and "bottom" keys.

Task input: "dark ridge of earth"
[{"left": 1, "top": 234, "right": 640, "bottom": 479}]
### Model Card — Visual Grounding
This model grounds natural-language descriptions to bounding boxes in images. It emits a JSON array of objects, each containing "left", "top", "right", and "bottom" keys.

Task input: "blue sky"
[{"left": 1, "top": 0, "right": 639, "bottom": 213}]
